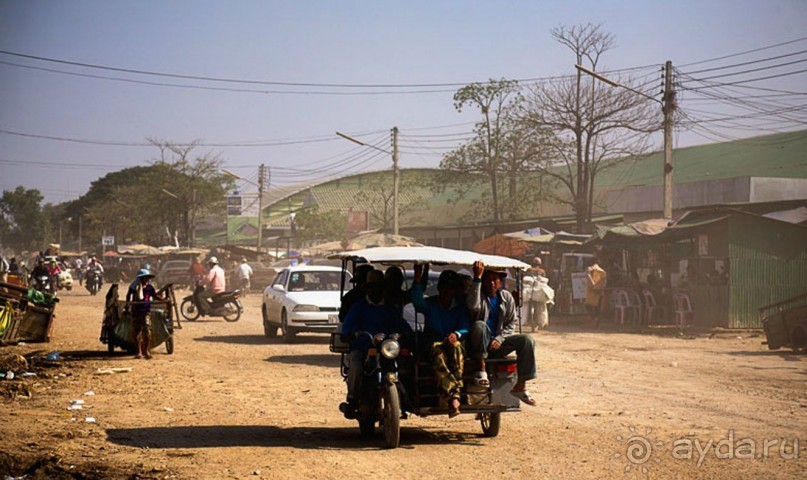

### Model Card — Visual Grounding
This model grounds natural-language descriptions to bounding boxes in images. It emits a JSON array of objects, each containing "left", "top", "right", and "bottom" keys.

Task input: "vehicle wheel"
[
  {"left": 180, "top": 299, "right": 200, "bottom": 321},
  {"left": 791, "top": 325, "right": 807, "bottom": 354},
  {"left": 262, "top": 306, "right": 278, "bottom": 338},
  {"left": 107, "top": 339, "right": 115, "bottom": 354},
  {"left": 66, "top": 286, "right": 72, "bottom": 291},
  {"left": 480, "top": 412, "right": 501, "bottom": 437},
  {"left": 165, "top": 336, "right": 174, "bottom": 354},
  {"left": 358, "top": 419, "right": 375, "bottom": 437},
  {"left": 382, "top": 384, "right": 401, "bottom": 448},
  {"left": 281, "top": 310, "right": 296, "bottom": 342},
  {"left": 223, "top": 300, "right": 241, "bottom": 322}
]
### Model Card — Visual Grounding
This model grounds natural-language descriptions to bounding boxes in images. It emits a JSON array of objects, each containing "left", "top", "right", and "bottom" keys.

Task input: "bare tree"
[{"left": 521, "top": 24, "right": 659, "bottom": 231}]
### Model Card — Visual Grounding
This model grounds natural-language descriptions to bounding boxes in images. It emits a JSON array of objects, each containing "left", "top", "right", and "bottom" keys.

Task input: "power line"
[
  {"left": 678, "top": 49, "right": 807, "bottom": 76},
  {"left": 678, "top": 35, "right": 807, "bottom": 68}
]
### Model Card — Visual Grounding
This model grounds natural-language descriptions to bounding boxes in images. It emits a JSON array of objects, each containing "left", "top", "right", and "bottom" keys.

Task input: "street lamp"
[
  {"left": 574, "top": 63, "right": 674, "bottom": 219},
  {"left": 336, "top": 129, "right": 400, "bottom": 235},
  {"left": 223, "top": 167, "right": 266, "bottom": 253}
]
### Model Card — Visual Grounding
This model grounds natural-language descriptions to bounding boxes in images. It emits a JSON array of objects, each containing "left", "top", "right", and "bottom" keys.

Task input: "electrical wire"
[{"left": 678, "top": 35, "right": 807, "bottom": 68}]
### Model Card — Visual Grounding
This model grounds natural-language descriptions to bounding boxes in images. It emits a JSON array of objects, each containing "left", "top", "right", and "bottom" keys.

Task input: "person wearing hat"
[
  {"left": 337, "top": 264, "right": 374, "bottom": 323},
  {"left": 237, "top": 258, "right": 253, "bottom": 296},
  {"left": 466, "top": 260, "right": 538, "bottom": 407},
  {"left": 199, "top": 256, "right": 226, "bottom": 314},
  {"left": 47, "top": 258, "right": 63, "bottom": 291},
  {"left": 411, "top": 265, "right": 470, "bottom": 417},
  {"left": 340, "top": 269, "right": 412, "bottom": 417},
  {"left": 125, "top": 269, "right": 165, "bottom": 359}
]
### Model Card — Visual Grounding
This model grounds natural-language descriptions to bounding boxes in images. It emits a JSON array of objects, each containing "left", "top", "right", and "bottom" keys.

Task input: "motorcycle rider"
[
  {"left": 198, "top": 256, "right": 226, "bottom": 314},
  {"left": 29, "top": 259, "right": 52, "bottom": 291},
  {"left": 47, "top": 258, "right": 63, "bottom": 291},
  {"left": 86, "top": 255, "right": 105, "bottom": 289},
  {"left": 340, "top": 269, "right": 412, "bottom": 417}
]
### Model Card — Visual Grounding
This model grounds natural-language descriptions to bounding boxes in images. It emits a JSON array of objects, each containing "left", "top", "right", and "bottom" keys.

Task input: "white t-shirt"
[{"left": 238, "top": 262, "right": 253, "bottom": 280}]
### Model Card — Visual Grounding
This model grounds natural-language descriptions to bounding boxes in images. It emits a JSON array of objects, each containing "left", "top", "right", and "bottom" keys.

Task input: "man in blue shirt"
[
  {"left": 466, "top": 261, "right": 537, "bottom": 406},
  {"left": 341, "top": 269, "right": 411, "bottom": 413},
  {"left": 411, "top": 265, "right": 469, "bottom": 417}
]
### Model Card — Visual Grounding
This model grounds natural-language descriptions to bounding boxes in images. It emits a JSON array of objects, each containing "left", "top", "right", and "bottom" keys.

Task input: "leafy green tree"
[
  {"left": 0, "top": 186, "right": 49, "bottom": 253},
  {"left": 293, "top": 207, "right": 347, "bottom": 243}
]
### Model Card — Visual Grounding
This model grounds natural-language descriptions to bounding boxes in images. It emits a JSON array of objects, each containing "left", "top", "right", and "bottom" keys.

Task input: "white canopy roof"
[{"left": 329, "top": 246, "right": 530, "bottom": 271}]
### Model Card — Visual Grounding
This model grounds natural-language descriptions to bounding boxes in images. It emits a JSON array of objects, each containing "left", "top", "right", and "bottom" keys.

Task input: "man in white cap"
[
  {"left": 237, "top": 258, "right": 253, "bottom": 296},
  {"left": 199, "top": 256, "right": 226, "bottom": 313}
]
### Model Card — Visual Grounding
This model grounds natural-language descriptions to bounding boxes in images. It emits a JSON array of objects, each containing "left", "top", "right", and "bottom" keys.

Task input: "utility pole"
[
  {"left": 575, "top": 63, "right": 673, "bottom": 219},
  {"left": 190, "top": 188, "right": 197, "bottom": 248},
  {"left": 78, "top": 215, "right": 82, "bottom": 253},
  {"left": 391, "top": 127, "right": 400, "bottom": 235},
  {"left": 662, "top": 60, "right": 675, "bottom": 219},
  {"left": 257, "top": 163, "right": 266, "bottom": 255}
]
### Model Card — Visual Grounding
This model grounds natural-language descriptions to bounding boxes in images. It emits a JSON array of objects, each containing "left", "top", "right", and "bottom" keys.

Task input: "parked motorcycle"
[
  {"left": 339, "top": 332, "right": 404, "bottom": 448},
  {"left": 180, "top": 283, "right": 242, "bottom": 322},
  {"left": 86, "top": 271, "right": 103, "bottom": 296}
]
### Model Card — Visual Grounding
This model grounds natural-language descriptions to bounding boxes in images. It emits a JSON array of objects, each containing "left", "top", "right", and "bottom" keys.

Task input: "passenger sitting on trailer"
[
  {"left": 410, "top": 265, "right": 469, "bottom": 418},
  {"left": 466, "top": 260, "right": 538, "bottom": 407},
  {"left": 340, "top": 269, "right": 412, "bottom": 417}
]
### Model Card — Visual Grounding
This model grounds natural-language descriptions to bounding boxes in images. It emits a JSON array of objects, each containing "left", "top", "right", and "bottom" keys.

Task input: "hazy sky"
[{"left": 1, "top": 0, "right": 805, "bottom": 204}]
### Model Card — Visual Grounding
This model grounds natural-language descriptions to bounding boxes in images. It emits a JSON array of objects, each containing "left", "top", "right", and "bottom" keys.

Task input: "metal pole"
[
  {"left": 392, "top": 127, "right": 399, "bottom": 235},
  {"left": 663, "top": 60, "right": 674, "bottom": 219},
  {"left": 78, "top": 215, "right": 82, "bottom": 253},
  {"left": 190, "top": 188, "right": 197, "bottom": 248},
  {"left": 258, "top": 164, "right": 265, "bottom": 254}
]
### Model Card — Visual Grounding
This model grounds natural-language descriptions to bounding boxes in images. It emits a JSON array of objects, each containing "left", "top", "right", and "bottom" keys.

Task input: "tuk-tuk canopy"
[{"left": 329, "top": 246, "right": 530, "bottom": 271}]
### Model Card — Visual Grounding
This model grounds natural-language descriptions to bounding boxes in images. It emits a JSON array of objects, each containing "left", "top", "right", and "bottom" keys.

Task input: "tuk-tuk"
[{"left": 329, "top": 246, "right": 531, "bottom": 448}]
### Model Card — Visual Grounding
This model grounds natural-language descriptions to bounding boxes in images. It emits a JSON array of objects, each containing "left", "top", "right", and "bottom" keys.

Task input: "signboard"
[
  {"left": 102, "top": 236, "right": 115, "bottom": 246},
  {"left": 571, "top": 272, "right": 588, "bottom": 300},
  {"left": 227, "top": 195, "right": 242, "bottom": 216}
]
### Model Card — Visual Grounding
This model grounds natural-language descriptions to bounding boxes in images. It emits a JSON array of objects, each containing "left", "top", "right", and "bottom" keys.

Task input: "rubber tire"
[
  {"left": 281, "top": 310, "right": 296, "bottom": 342},
  {"left": 480, "top": 412, "right": 501, "bottom": 437},
  {"left": 262, "top": 306, "right": 278, "bottom": 338},
  {"left": 180, "top": 299, "right": 201, "bottom": 321},
  {"left": 359, "top": 419, "right": 375, "bottom": 437},
  {"left": 165, "top": 336, "right": 174, "bottom": 354},
  {"left": 382, "top": 383, "right": 401, "bottom": 448},
  {"left": 223, "top": 300, "right": 241, "bottom": 322}
]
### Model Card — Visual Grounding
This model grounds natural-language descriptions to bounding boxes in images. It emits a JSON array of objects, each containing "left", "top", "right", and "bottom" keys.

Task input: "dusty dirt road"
[{"left": 1, "top": 287, "right": 805, "bottom": 479}]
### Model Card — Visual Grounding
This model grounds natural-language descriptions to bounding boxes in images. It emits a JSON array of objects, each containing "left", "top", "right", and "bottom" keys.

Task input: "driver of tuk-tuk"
[
  {"left": 340, "top": 269, "right": 412, "bottom": 415},
  {"left": 466, "top": 260, "right": 538, "bottom": 407}
]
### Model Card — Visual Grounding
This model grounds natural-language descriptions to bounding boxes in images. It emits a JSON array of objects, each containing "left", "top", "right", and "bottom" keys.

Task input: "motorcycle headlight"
[
  {"left": 380, "top": 339, "right": 400, "bottom": 359},
  {"left": 293, "top": 304, "right": 319, "bottom": 312}
]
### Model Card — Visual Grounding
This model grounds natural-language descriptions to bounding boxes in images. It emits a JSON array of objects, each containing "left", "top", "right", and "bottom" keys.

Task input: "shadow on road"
[
  {"left": 723, "top": 350, "right": 804, "bottom": 361},
  {"left": 194, "top": 335, "right": 271, "bottom": 345},
  {"left": 264, "top": 354, "right": 340, "bottom": 368},
  {"left": 106, "top": 424, "right": 485, "bottom": 450}
]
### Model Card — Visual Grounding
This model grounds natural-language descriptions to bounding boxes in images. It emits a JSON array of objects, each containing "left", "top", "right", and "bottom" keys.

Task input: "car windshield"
[{"left": 287, "top": 271, "right": 343, "bottom": 292}]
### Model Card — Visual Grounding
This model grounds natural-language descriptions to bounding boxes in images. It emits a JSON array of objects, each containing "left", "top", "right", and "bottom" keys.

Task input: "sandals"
[
  {"left": 510, "top": 389, "right": 537, "bottom": 407},
  {"left": 473, "top": 371, "right": 490, "bottom": 387}
]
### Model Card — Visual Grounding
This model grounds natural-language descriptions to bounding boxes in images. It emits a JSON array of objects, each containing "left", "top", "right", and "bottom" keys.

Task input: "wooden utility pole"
[
  {"left": 662, "top": 60, "right": 675, "bottom": 219},
  {"left": 392, "top": 127, "right": 400, "bottom": 235}
]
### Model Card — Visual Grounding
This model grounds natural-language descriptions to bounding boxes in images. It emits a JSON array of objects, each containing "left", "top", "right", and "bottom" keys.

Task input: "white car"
[{"left": 261, "top": 265, "right": 350, "bottom": 341}]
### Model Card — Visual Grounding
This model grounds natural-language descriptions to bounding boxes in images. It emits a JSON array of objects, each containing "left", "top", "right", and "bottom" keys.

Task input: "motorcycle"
[
  {"left": 31, "top": 274, "right": 54, "bottom": 295},
  {"left": 339, "top": 332, "right": 405, "bottom": 448},
  {"left": 86, "top": 271, "right": 103, "bottom": 296},
  {"left": 179, "top": 283, "right": 242, "bottom": 322}
]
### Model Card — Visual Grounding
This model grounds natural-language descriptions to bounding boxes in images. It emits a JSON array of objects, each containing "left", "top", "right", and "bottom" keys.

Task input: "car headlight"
[
  {"left": 293, "top": 304, "right": 319, "bottom": 312},
  {"left": 380, "top": 338, "right": 400, "bottom": 359}
]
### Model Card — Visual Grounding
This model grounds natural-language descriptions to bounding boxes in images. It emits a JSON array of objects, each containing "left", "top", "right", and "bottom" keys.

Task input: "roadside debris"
[{"left": 95, "top": 367, "right": 132, "bottom": 375}]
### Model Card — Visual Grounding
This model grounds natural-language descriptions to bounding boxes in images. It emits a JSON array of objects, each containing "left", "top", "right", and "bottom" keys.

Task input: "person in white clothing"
[{"left": 237, "top": 258, "right": 253, "bottom": 295}]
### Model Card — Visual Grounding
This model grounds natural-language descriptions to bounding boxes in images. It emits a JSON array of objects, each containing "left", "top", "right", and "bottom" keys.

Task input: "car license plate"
[{"left": 328, "top": 314, "right": 338, "bottom": 325}]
